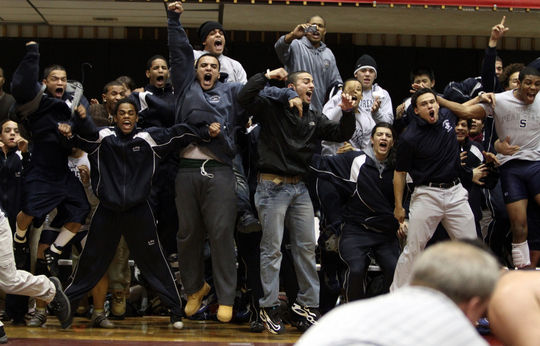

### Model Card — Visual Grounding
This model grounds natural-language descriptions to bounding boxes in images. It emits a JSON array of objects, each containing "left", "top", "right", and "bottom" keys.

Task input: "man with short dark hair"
[
  {"left": 439, "top": 66, "right": 540, "bottom": 268},
  {"left": 10, "top": 41, "right": 90, "bottom": 278},
  {"left": 238, "top": 67, "right": 355, "bottom": 334},
  {"left": 391, "top": 88, "right": 479, "bottom": 289},
  {"left": 168, "top": 2, "right": 248, "bottom": 324},
  {"left": 89, "top": 80, "right": 125, "bottom": 124}
]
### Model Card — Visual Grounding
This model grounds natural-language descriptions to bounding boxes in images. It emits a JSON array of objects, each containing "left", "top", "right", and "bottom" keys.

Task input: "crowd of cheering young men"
[{"left": 0, "top": 2, "right": 539, "bottom": 342}]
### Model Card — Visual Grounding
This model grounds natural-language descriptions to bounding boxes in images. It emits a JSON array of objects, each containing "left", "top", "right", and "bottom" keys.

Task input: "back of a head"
[{"left": 410, "top": 240, "right": 500, "bottom": 304}]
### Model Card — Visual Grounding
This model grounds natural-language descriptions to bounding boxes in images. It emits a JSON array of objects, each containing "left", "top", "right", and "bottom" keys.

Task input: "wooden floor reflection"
[{"left": 4, "top": 316, "right": 300, "bottom": 345}]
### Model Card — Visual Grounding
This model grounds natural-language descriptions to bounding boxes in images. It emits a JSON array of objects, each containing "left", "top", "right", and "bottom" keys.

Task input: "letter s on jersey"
[{"left": 520, "top": 119, "right": 527, "bottom": 128}]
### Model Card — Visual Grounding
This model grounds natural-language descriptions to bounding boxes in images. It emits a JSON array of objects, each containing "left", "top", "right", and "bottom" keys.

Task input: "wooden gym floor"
[
  {"left": 4, "top": 316, "right": 301, "bottom": 345},
  {"left": 3, "top": 316, "right": 507, "bottom": 345}
]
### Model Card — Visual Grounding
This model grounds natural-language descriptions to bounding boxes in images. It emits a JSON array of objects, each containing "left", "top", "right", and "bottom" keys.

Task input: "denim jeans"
[{"left": 255, "top": 180, "right": 319, "bottom": 308}]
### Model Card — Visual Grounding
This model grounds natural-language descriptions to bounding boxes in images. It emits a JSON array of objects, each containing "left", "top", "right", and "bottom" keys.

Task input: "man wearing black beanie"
[{"left": 194, "top": 20, "right": 247, "bottom": 83}]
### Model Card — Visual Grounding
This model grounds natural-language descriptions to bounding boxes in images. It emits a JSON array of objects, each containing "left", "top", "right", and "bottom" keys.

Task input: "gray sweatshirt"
[{"left": 275, "top": 35, "right": 342, "bottom": 112}]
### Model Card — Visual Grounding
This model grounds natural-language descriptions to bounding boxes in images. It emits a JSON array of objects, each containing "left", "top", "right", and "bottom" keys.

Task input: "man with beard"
[{"left": 238, "top": 67, "right": 355, "bottom": 334}]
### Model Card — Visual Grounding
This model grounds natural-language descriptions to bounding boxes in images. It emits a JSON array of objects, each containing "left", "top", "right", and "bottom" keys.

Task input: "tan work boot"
[
  {"left": 217, "top": 305, "right": 233, "bottom": 323},
  {"left": 184, "top": 282, "right": 211, "bottom": 317}
]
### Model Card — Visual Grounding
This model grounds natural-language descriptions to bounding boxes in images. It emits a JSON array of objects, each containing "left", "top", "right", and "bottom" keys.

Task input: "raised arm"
[
  {"left": 237, "top": 68, "right": 288, "bottom": 114},
  {"left": 167, "top": 2, "right": 194, "bottom": 95},
  {"left": 11, "top": 42, "right": 44, "bottom": 104},
  {"left": 437, "top": 95, "right": 488, "bottom": 119},
  {"left": 482, "top": 17, "right": 508, "bottom": 92},
  {"left": 259, "top": 68, "right": 298, "bottom": 105},
  {"left": 274, "top": 23, "right": 309, "bottom": 65}
]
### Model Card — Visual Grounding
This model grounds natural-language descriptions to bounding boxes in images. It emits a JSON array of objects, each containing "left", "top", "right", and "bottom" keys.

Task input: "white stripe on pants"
[
  {"left": 391, "top": 184, "right": 476, "bottom": 290},
  {"left": 0, "top": 214, "right": 55, "bottom": 304}
]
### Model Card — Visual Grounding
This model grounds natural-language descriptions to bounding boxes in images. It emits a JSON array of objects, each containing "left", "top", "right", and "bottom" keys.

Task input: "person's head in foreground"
[
  {"left": 410, "top": 239, "right": 500, "bottom": 323},
  {"left": 296, "top": 240, "right": 501, "bottom": 346}
]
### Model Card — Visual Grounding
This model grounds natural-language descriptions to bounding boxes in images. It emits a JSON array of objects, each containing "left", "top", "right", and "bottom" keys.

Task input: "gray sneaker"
[
  {"left": 26, "top": 311, "right": 47, "bottom": 327},
  {"left": 91, "top": 311, "right": 114, "bottom": 329},
  {"left": 48, "top": 277, "right": 72, "bottom": 329}
]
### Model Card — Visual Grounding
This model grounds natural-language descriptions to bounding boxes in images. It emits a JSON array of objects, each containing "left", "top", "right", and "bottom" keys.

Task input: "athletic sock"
[
  {"left": 14, "top": 225, "right": 27, "bottom": 243},
  {"left": 52, "top": 227, "right": 77, "bottom": 253},
  {"left": 511, "top": 241, "right": 531, "bottom": 268}
]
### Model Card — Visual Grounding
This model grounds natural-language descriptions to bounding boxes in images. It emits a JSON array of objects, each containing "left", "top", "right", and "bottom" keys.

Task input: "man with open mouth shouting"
[
  {"left": 238, "top": 67, "right": 356, "bottom": 334},
  {"left": 391, "top": 88, "right": 478, "bottom": 290},
  {"left": 10, "top": 42, "right": 91, "bottom": 296},
  {"left": 439, "top": 66, "right": 540, "bottom": 269},
  {"left": 194, "top": 21, "right": 247, "bottom": 84},
  {"left": 167, "top": 2, "right": 296, "bottom": 324}
]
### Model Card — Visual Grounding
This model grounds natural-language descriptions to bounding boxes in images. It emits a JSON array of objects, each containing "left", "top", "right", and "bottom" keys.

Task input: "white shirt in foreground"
[{"left": 296, "top": 286, "right": 488, "bottom": 346}]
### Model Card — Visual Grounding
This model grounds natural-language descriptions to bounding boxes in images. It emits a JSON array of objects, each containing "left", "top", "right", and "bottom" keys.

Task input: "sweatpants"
[
  {"left": 175, "top": 165, "right": 237, "bottom": 306},
  {"left": 65, "top": 202, "right": 182, "bottom": 318},
  {"left": 339, "top": 223, "right": 400, "bottom": 302}
]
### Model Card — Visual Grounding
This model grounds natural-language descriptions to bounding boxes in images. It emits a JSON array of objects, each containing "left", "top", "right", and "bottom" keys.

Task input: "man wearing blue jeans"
[{"left": 238, "top": 67, "right": 355, "bottom": 334}]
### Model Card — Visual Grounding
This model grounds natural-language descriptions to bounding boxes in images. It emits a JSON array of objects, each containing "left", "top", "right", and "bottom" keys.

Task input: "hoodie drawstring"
[{"left": 200, "top": 159, "right": 214, "bottom": 179}]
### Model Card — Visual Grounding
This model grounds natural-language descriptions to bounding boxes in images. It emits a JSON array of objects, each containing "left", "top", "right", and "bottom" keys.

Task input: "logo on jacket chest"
[
  {"left": 323, "top": 59, "right": 331, "bottom": 69},
  {"left": 208, "top": 95, "right": 220, "bottom": 103},
  {"left": 442, "top": 119, "right": 453, "bottom": 133},
  {"left": 132, "top": 146, "right": 140, "bottom": 152}
]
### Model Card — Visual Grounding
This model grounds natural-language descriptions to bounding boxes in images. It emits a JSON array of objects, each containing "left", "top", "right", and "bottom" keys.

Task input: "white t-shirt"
[
  {"left": 481, "top": 89, "right": 540, "bottom": 165},
  {"left": 321, "top": 84, "right": 393, "bottom": 153}
]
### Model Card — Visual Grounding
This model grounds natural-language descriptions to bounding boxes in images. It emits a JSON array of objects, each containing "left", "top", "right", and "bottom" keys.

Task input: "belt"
[
  {"left": 424, "top": 178, "right": 461, "bottom": 189},
  {"left": 258, "top": 173, "right": 302, "bottom": 185}
]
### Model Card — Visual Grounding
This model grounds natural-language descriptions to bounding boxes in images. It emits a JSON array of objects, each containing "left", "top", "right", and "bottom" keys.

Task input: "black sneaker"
[
  {"left": 291, "top": 302, "right": 320, "bottom": 332},
  {"left": 91, "top": 311, "right": 114, "bottom": 329},
  {"left": 0, "top": 325, "right": 7, "bottom": 344},
  {"left": 259, "top": 306, "right": 285, "bottom": 335},
  {"left": 44, "top": 247, "right": 61, "bottom": 277},
  {"left": 48, "top": 277, "right": 72, "bottom": 329},
  {"left": 13, "top": 237, "right": 30, "bottom": 269},
  {"left": 250, "top": 320, "right": 265, "bottom": 333}
]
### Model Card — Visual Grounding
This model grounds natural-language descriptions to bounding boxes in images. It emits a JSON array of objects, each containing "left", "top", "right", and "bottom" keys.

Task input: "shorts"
[
  {"left": 22, "top": 170, "right": 90, "bottom": 224},
  {"left": 500, "top": 160, "right": 540, "bottom": 204}
]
